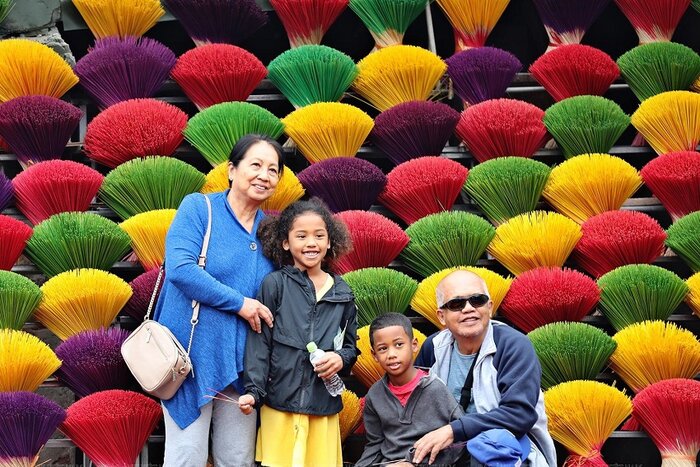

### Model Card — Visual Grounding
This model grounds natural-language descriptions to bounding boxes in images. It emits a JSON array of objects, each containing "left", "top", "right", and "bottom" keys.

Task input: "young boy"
[{"left": 355, "top": 313, "right": 465, "bottom": 467}]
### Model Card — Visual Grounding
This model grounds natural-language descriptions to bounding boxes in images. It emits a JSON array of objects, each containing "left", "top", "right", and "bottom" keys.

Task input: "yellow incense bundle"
[
  {"left": 354, "top": 45, "right": 446, "bottom": 111},
  {"left": 72, "top": 0, "right": 164, "bottom": 39},
  {"left": 0, "top": 39, "right": 78, "bottom": 102},
  {"left": 488, "top": 211, "right": 582, "bottom": 275},
  {"left": 543, "top": 154, "right": 642, "bottom": 224},
  {"left": 35, "top": 269, "right": 132, "bottom": 340},
  {"left": 610, "top": 320, "right": 700, "bottom": 393}
]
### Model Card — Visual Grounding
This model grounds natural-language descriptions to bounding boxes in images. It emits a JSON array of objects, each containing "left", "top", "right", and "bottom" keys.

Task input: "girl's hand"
[
  {"left": 239, "top": 297, "right": 274, "bottom": 333},
  {"left": 313, "top": 352, "right": 343, "bottom": 379},
  {"left": 238, "top": 394, "right": 256, "bottom": 415}
]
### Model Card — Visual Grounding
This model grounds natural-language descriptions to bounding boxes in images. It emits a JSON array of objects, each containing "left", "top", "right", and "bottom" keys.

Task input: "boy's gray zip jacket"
[{"left": 243, "top": 265, "right": 358, "bottom": 415}]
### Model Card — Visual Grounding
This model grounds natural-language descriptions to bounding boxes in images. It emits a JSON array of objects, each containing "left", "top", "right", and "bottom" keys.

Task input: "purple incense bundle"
[
  {"left": 370, "top": 101, "right": 460, "bottom": 166},
  {"left": 297, "top": 158, "right": 387, "bottom": 212},
  {"left": 54, "top": 327, "right": 133, "bottom": 398},
  {"left": 446, "top": 47, "right": 522, "bottom": 106},
  {"left": 0, "top": 96, "right": 82, "bottom": 168},
  {"left": 0, "top": 171, "right": 12, "bottom": 212},
  {"left": 164, "top": 0, "right": 268, "bottom": 46},
  {"left": 75, "top": 37, "right": 177, "bottom": 109},
  {"left": 532, "top": 0, "right": 610, "bottom": 51},
  {"left": 0, "top": 391, "right": 66, "bottom": 467},
  {"left": 123, "top": 268, "right": 163, "bottom": 320}
]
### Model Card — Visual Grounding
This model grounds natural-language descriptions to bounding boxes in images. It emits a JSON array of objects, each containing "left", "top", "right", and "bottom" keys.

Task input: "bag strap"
[
  {"left": 459, "top": 346, "right": 481, "bottom": 411},
  {"left": 143, "top": 194, "right": 213, "bottom": 360}
]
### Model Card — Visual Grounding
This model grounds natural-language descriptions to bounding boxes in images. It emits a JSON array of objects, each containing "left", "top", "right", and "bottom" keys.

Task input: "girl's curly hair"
[{"left": 258, "top": 198, "right": 352, "bottom": 268}]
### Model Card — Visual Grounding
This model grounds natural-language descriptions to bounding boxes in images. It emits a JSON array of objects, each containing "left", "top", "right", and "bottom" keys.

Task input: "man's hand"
[
  {"left": 412, "top": 425, "right": 454, "bottom": 465},
  {"left": 238, "top": 394, "right": 256, "bottom": 415},
  {"left": 238, "top": 297, "right": 273, "bottom": 333},
  {"left": 312, "top": 352, "right": 343, "bottom": 379}
]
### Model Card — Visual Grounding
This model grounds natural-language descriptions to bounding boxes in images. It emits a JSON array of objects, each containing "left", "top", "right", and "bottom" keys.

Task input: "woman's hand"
[
  {"left": 312, "top": 352, "right": 343, "bottom": 379},
  {"left": 239, "top": 297, "right": 274, "bottom": 333},
  {"left": 238, "top": 394, "right": 256, "bottom": 415}
]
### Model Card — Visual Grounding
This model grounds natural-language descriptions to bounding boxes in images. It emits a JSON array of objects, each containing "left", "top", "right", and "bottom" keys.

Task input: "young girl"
[{"left": 239, "top": 198, "right": 358, "bottom": 467}]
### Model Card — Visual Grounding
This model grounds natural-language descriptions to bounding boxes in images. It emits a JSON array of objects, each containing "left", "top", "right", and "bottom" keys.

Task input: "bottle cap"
[{"left": 306, "top": 342, "right": 317, "bottom": 352}]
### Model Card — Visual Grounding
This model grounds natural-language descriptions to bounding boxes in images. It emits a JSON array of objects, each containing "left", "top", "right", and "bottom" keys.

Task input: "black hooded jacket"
[{"left": 243, "top": 265, "right": 358, "bottom": 415}]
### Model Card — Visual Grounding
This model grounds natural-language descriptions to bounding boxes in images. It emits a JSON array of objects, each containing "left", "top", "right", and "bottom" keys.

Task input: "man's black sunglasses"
[{"left": 440, "top": 294, "right": 490, "bottom": 312}]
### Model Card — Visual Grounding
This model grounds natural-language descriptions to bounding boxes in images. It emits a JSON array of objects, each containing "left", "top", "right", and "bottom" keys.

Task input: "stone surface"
[{"left": 0, "top": 0, "right": 61, "bottom": 35}]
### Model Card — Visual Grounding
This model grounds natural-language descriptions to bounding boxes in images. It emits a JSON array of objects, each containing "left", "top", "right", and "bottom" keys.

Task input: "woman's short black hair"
[
  {"left": 258, "top": 198, "right": 352, "bottom": 268},
  {"left": 229, "top": 134, "right": 285, "bottom": 172}
]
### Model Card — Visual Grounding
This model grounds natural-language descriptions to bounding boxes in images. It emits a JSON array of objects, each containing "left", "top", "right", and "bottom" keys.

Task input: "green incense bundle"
[
  {"left": 0, "top": 0, "right": 13, "bottom": 23},
  {"left": 100, "top": 156, "right": 205, "bottom": 220},
  {"left": 543, "top": 95, "right": 630, "bottom": 158},
  {"left": 0, "top": 270, "right": 42, "bottom": 330},
  {"left": 349, "top": 0, "right": 428, "bottom": 48},
  {"left": 666, "top": 211, "right": 700, "bottom": 272},
  {"left": 268, "top": 45, "right": 358, "bottom": 108},
  {"left": 528, "top": 322, "right": 616, "bottom": 390},
  {"left": 401, "top": 211, "right": 495, "bottom": 277},
  {"left": 25, "top": 212, "right": 132, "bottom": 277},
  {"left": 184, "top": 102, "right": 284, "bottom": 166},
  {"left": 342, "top": 267, "right": 418, "bottom": 327},
  {"left": 463, "top": 157, "right": 551, "bottom": 225},
  {"left": 617, "top": 42, "right": 700, "bottom": 102},
  {"left": 597, "top": 264, "right": 688, "bottom": 331}
]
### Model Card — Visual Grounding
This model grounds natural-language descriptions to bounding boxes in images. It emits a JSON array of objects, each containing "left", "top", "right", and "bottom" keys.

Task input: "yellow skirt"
[{"left": 256, "top": 405, "right": 342, "bottom": 467}]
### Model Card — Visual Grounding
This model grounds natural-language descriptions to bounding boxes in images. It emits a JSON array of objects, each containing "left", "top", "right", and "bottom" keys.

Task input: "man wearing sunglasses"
[{"left": 411, "top": 270, "right": 556, "bottom": 467}]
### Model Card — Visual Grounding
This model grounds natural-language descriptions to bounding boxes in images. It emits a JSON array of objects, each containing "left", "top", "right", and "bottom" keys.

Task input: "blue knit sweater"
[{"left": 154, "top": 191, "right": 274, "bottom": 429}]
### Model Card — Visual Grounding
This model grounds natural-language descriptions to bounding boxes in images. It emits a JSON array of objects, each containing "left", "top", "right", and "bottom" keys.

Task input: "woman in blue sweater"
[{"left": 154, "top": 134, "right": 285, "bottom": 467}]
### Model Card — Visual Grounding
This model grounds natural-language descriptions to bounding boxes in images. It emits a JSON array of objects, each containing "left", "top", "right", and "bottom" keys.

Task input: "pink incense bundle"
[
  {"left": 123, "top": 269, "right": 163, "bottom": 320},
  {"left": 84, "top": 99, "right": 187, "bottom": 168},
  {"left": 500, "top": 267, "right": 600, "bottom": 333},
  {"left": 573, "top": 210, "right": 667, "bottom": 278},
  {"left": 529, "top": 44, "right": 619, "bottom": 102},
  {"left": 171, "top": 44, "right": 267, "bottom": 109},
  {"left": 270, "top": 0, "right": 349, "bottom": 47},
  {"left": 633, "top": 378, "right": 700, "bottom": 467},
  {"left": 641, "top": 151, "right": 700, "bottom": 221},
  {"left": 378, "top": 157, "right": 468, "bottom": 225},
  {"left": 614, "top": 0, "right": 691, "bottom": 44},
  {"left": 0, "top": 215, "right": 32, "bottom": 270},
  {"left": 12, "top": 160, "right": 104, "bottom": 225},
  {"left": 0, "top": 95, "right": 82, "bottom": 168},
  {"left": 455, "top": 99, "right": 548, "bottom": 163},
  {"left": 333, "top": 210, "right": 409, "bottom": 274},
  {"left": 60, "top": 390, "right": 162, "bottom": 467}
]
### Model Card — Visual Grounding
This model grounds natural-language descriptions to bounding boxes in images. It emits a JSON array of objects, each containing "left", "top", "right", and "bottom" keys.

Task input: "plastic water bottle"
[{"left": 307, "top": 342, "right": 345, "bottom": 397}]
